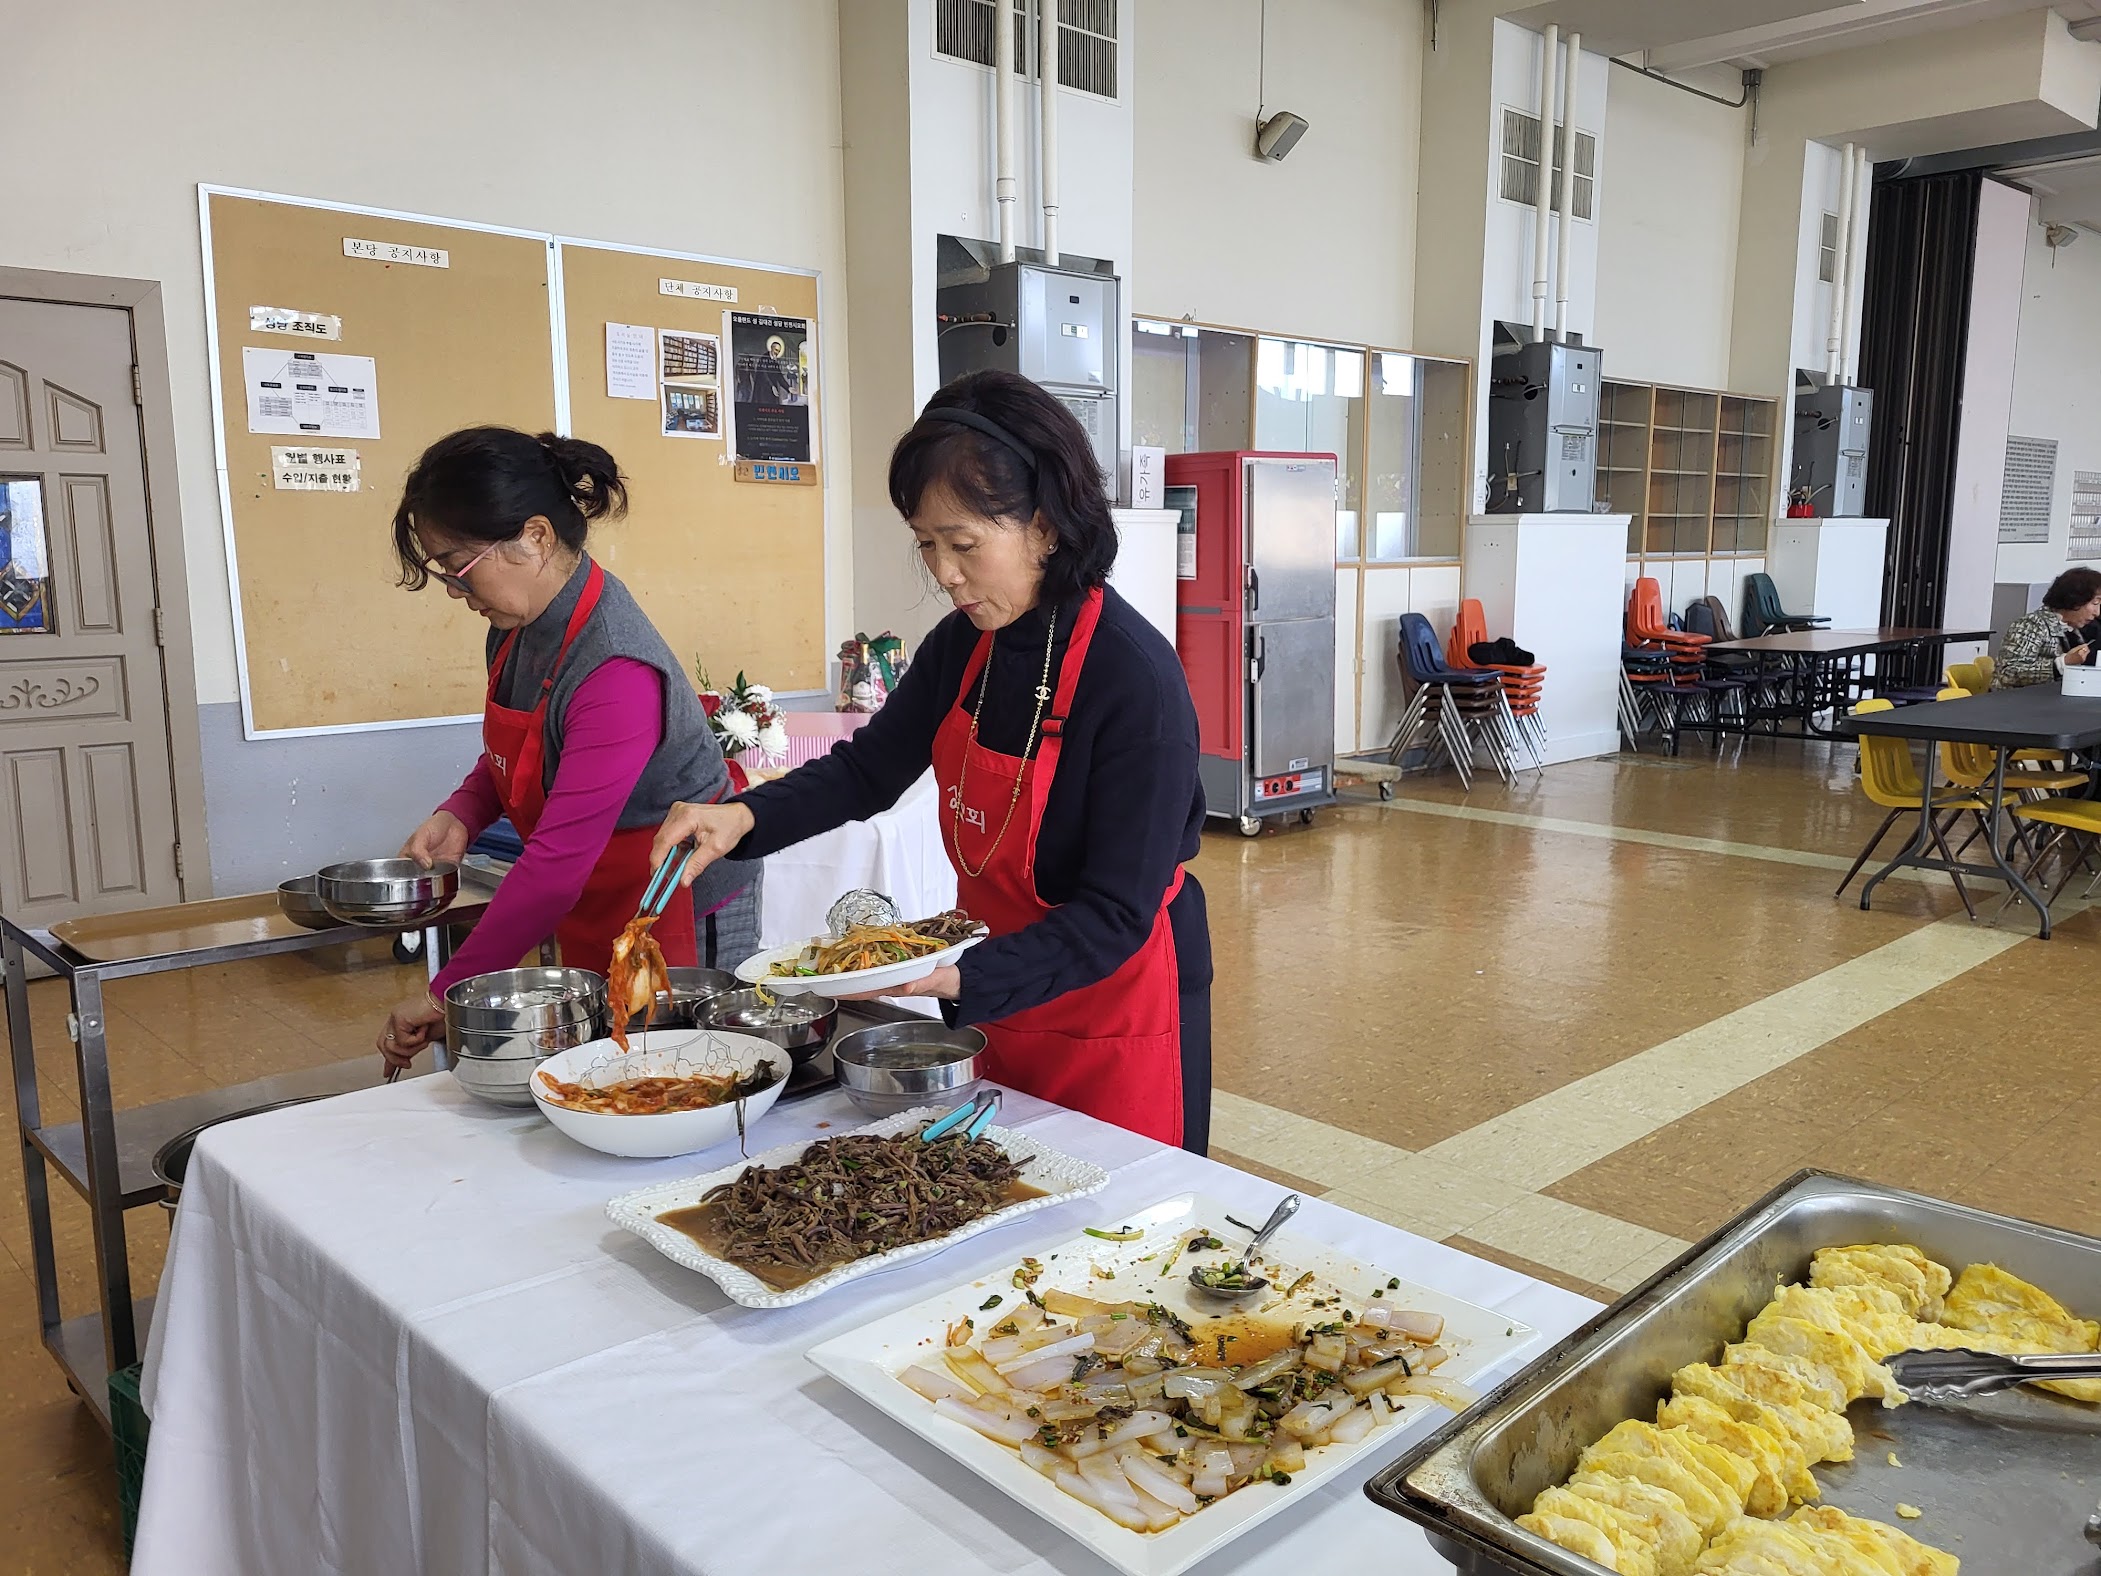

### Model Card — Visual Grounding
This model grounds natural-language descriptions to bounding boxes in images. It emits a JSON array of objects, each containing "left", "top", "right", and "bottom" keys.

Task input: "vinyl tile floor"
[{"left": 5, "top": 740, "right": 2096, "bottom": 1570}]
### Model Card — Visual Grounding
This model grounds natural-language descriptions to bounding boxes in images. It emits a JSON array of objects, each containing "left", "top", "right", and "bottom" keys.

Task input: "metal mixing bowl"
[
  {"left": 317, "top": 858, "right": 459, "bottom": 927},
  {"left": 639, "top": 966, "right": 739, "bottom": 1029},
  {"left": 443, "top": 968, "right": 607, "bottom": 1106},
  {"left": 275, "top": 875, "right": 336, "bottom": 930},
  {"left": 695, "top": 987, "right": 838, "bottom": 1066},
  {"left": 831, "top": 1022, "right": 984, "bottom": 1117}
]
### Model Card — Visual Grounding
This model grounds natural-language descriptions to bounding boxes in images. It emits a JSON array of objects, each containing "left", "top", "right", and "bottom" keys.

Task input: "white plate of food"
[
  {"left": 734, "top": 910, "right": 989, "bottom": 998},
  {"left": 805, "top": 1194, "right": 1545, "bottom": 1576},
  {"left": 603, "top": 1106, "right": 1109, "bottom": 1308},
  {"left": 530, "top": 1030, "right": 788, "bottom": 1159}
]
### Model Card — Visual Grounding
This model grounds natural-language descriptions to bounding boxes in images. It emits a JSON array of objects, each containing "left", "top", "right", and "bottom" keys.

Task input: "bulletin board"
[
  {"left": 557, "top": 243, "right": 826, "bottom": 693},
  {"left": 202, "top": 189, "right": 558, "bottom": 734}
]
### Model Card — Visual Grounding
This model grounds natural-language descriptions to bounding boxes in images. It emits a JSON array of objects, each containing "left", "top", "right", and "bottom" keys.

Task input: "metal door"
[
  {"left": 1251, "top": 617, "right": 1336, "bottom": 780},
  {"left": 0, "top": 298, "right": 182, "bottom": 926},
  {"left": 1244, "top": 456, "right": 1336, "bottom": 622}
]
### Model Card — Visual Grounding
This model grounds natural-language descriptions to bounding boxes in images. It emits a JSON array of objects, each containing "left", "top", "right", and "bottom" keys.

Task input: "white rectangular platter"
[
  {"left": 807, "top": 1191, "right": 1546, "bottom": 1576},
  {"left": 604, "top": 1107, "right": 1110, "bottom": 1308}
]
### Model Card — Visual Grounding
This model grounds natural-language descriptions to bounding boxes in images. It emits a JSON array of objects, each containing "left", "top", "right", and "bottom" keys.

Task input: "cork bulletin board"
[{"left": 202, "top": 189, "right": 829, "bottom": 734}]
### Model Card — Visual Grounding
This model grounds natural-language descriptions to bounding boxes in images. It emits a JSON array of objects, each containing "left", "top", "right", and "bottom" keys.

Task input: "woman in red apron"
[
  {"left": 651, "top": 375, "right": 1212, "bottom": 1150},
  {"left": 374, "top": 428, "right": 752, "bottom": 1070}
]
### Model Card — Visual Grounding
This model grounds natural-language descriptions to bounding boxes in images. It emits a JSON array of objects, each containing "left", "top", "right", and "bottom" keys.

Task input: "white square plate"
[
  {"left": 604, "top": 1107, "right": 1109, "bottom": 1308},
  {"left": 807, "top": 1192, "right": 1545, "bottom": 1576}
]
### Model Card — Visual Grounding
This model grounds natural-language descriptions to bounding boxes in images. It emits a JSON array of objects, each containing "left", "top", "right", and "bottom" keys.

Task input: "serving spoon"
[{"left": 1187, "top": 1194, "right": 1300, "bottom": 1300}]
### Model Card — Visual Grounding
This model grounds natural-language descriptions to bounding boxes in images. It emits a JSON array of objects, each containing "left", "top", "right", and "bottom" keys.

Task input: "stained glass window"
[{"left": 0, "top": 478, "right": 52, "bottom": 634}]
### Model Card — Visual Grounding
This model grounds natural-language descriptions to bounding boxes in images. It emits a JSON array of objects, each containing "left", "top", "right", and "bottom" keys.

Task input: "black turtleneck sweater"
[{"left": 732, "top": 586, "right": 1209, "bottom": 1026}]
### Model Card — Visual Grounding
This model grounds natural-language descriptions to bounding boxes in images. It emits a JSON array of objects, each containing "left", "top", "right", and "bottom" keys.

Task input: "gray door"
[
  {"left": 1244, "top": 456, "right": 1336, "bottom": 623},
  {"left": 0, "top": 298, "right": 182, "bottom": 927},
  {"left": 1251, "top": 617, "right": 1336, "bottom": 779}
]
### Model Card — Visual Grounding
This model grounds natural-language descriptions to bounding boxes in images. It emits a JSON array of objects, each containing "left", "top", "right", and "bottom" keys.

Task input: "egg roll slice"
[
  {"left": 1577, "top": 1421, "right": 1746, "bottom": 1532},
  {"left": 1766, "top": 1283, "right": 1921, "bottom": 1360},
  {"left": 1697, "top": 1514, "right": 1882, "bottom": 1575},
  {"left": 1722, "top": 1339, "right": 1852, "bottom": 1414},
  {"left": 1563, "top": 1473, "right": 1705, "bottom": 1576},
  {"left": 1741, "top": 1314, "right": 1901, "bottom": 1406},
  {"left": 1657, "top": 1392, "right": 1806, "bottom": 1515},
  {"left": 1521, "top": 1487, "right": 1663, "bottom": 1576},
  {"left": 1516, "top": 1510, "right": 1652, "bottom": 1574},
  {"left": 1937, "top": 1262, "right": 2101, "bottom": 1401},
  {"left": 1810, "top": 1246, "right": 1951, "bottom": 1321},
  {"left": 1788, "top": 1507, "right": 1959, "bottom": 1576},
  {"left": 1677, "top": 1358, "right": 1853, "bottom": 1465}
]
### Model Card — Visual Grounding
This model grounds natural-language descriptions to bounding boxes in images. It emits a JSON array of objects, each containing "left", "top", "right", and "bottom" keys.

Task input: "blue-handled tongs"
[
  {"left": 920, "top": 1088, "right": 1002, "bottom": 1143},
  {"left": 635, "top": 840, "right": 693, "bottom": 924}
]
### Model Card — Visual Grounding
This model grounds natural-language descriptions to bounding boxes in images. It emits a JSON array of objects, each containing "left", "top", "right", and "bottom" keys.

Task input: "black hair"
[
  {"left": 392, "top": 426, "right": 627, "bottom": 589},
  {"left": 887, "top": 369, "right": 1114, "bottom": 601},
  {"left": 2044, "top": 567, "right": 2101, "bottom": 613}
]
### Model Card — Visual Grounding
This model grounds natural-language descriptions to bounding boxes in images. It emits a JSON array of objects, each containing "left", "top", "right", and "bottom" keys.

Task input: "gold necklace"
[{"left": 952, "top": 611, "right": 1058, "bottom": 879}]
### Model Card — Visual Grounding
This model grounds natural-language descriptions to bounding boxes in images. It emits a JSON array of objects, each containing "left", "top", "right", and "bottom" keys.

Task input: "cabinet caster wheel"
[
  {"left": 1297, "top": 808, "right": 1316, "bottom": 825},
  {"left": 391, "top": 931, "right": 424, "bottom": 966},
  {"left": 1237, "top": 815, "right": 1263, "bottom": 839},
  {"left": 1378, "top": 782, "right": 1395, "bottom": 801}
]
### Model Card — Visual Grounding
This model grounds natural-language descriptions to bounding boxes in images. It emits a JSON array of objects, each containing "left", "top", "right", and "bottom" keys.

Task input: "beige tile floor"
[{"left": 5, "top": 740, "right": 2097, "bottom": 1569}]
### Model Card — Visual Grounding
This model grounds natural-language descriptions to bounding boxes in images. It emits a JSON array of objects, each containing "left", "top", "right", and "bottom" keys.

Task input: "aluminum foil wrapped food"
[{"left": 826, "top": 889, "right": 900, "bottom": 938}]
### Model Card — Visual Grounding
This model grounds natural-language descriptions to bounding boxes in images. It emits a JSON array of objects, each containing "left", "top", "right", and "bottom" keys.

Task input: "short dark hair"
[
  {"left": 887, "top": 370, "right": 1115, "bottom": 602},
  {"left": 392, "top": 427, "right": 627, "bottom": 589},
  {"left": 2043, "top": 567, "right": 2101, "bottom": 612}
]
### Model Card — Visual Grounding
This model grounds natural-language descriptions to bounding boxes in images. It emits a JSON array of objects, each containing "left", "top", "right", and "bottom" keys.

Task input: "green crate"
[{"left": 108, "top": 1363, "right": 150, "bottom": 1558}]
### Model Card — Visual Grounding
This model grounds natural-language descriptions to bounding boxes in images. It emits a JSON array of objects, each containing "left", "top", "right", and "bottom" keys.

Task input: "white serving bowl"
[{"left": 529, "top": 1029, "right": 789, "bottom": 1159}]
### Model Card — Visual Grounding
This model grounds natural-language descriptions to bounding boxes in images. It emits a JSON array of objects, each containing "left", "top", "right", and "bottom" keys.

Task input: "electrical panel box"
[
  {"left": 1485, "top": 331, "right": 1602, "bottom": 514},
  {"left": 937, "top": 252, "right": 1121, "bottom": 482},
  {"left": 1791, "top": 382, "right": 1874, "bottom": 518}
]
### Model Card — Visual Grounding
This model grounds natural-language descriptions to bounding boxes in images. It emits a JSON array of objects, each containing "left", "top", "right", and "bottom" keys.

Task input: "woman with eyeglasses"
[{"left": 373, "top": 427, "right": 757, "bottom": 1071}]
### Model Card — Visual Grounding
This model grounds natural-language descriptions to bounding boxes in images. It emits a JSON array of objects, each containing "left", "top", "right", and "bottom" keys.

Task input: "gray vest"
[{"left": 489, "top": 557, "right": 747, "bottom": 913}]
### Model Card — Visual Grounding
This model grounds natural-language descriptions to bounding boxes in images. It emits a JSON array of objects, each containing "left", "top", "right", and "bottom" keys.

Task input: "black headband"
[{"left": 929, "top": 408, "right": 1037, "bottom": 473}]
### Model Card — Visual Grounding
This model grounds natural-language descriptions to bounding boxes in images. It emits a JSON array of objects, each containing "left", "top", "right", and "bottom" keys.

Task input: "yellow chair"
[
  {"left": 1946, "top": 659, "right": 2069, "bottom": 767},
  {"left": 1935, "top": 689, "right": 2086, "bottom": 795},
  {"left": 2010, "top": 796, "right": 2101, "bottom": 906},
  {"left": 1945, "top": 661, "right": 1985, "bottom": 696},
  {"left": 1977, "top": 652, "right": 1997, "bottom": 687},
  {"left": 1837, "top": 698, "right": 1987, "bottom": 916}
]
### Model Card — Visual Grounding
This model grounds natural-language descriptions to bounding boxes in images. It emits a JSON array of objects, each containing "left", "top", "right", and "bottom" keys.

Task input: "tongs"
[
  {"left": 921, "top": 1088, "right": 1001, "bottom": 1143},
  {"left": 636, "top": 840, "right": 694, "bottom": 924},
  {"left": 1887, "top": 1347, "right": 2101, "bottom": 1401}
]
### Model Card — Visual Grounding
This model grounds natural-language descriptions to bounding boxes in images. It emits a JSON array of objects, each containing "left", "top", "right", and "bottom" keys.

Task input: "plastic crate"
[{"left": 108, "top": 1363, "right": 150, "bottom": 1557}]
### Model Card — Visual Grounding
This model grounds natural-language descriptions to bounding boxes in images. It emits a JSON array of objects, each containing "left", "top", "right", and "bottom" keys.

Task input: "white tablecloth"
[
  {"left": 133, "top": 1080, "right": 1594, "bottom": 1576},
  {"left": 758, "top": 769, "right": 954, "bottom": 950}
]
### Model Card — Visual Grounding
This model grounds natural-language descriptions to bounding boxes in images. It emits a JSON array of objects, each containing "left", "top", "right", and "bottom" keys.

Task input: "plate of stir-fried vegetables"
[
  {"left": 806, "top": 1193, "right": 1544, "bottom": 1576},
  {"left": 734, "top": 909, "right": 989, "bottom": 998}
]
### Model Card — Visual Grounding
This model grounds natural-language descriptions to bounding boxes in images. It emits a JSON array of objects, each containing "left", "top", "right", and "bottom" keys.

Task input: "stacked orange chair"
[
  {"left": 1447, "top": 599, "right": 1546, "bottom": 770},
  {"left": 1621, "top": 577, "right": 1714, "bottom": 750}
]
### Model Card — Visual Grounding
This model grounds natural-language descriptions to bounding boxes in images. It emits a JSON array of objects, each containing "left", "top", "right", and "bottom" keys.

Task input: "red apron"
[
  {"left": 932, "top": 589, "right": 1184, "bottom": 1145},
  {"left": 483, "top": 562, "right": 697, "bottom": 980}
]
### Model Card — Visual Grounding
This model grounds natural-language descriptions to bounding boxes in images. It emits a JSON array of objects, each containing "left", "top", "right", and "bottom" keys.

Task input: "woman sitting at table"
[
  {"left": 1993, "top": 567, "right": 2101, "bottom": 689},
  {"left": 651, "top": 370, "right": 1213, "bottom": 1152}
]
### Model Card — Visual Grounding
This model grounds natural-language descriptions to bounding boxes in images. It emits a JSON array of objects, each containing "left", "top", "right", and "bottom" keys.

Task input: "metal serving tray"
[{"left": 1366, "top": 1170, "right": 2101, "bottom": 1574}]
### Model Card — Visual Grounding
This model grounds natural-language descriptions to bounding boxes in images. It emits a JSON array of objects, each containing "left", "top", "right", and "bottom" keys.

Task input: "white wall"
[
  {"left": 1133, "top": 0, "right": 1421, "bottom": 349},
  {"left": 1997, "top": 202, "right": 2101, "bottom": 584},
  {"left": 1592, "top": 67, "right": 1745, "bottom": 391}
]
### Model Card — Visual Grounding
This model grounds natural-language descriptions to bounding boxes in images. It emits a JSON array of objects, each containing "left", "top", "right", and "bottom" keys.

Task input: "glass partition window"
[
  {"left": 1255, "top": 338, "right": 1364, "bottom": 559},
  {"left": 0, "top": 478, "right": 52, "bottom": 634}
]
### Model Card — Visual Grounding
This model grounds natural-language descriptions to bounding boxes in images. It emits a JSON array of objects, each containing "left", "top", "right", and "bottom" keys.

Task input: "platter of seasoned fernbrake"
[{"left": 1367, "top": 1169, "right": 2101, "bottom": 1575}]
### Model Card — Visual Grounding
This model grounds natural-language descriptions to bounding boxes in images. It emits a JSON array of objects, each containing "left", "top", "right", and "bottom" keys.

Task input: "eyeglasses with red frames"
[{"left": 412, "top": 530, "right": 501, "bottom": 592}]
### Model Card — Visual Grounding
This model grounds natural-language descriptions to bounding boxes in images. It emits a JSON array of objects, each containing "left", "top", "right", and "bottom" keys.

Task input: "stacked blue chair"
[{"left": 1387, "top": 612, "right": 1523, "bottom": 788}]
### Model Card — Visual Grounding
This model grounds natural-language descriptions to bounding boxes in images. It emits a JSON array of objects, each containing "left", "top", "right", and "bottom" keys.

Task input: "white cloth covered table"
[
  {"left": 133, "top": 1077, "right": 1594, "bottom": 1575},
  {"left": 757, "top": 768, "right": 954, "bottom": 950}
]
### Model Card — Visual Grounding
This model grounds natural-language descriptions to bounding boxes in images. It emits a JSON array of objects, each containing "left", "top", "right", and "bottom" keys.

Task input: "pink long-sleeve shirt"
[{"left": 429, "top": 657, "right": 662, "bottom": 999}]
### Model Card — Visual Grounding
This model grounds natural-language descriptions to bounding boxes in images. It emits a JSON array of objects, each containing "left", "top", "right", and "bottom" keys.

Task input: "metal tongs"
[
  {"left": 921, "top": 1088, "right": 1002, "bottom": 1143},
  {"left": 1886, "top": 1347, "right": 2101, "bottom": 1401}
]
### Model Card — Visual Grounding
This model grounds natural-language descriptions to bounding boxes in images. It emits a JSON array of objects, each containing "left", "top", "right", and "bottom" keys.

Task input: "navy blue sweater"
[{"left": 733, "top": 586, "right": 1210, "bottom": 1026}]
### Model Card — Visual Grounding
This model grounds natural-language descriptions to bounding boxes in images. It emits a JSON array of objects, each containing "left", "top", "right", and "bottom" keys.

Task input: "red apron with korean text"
[
  {"left": 931, "top": 589, "right": 1183, "bottom": 1145},
  {"left": 482, "top": 563, "right": 697, "bottom": 980}
]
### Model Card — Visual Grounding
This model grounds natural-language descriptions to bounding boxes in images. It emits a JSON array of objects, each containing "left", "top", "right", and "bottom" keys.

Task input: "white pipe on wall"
[
  {"left": 996, "top": 0, "right": 1016, "bottom": 263},
  {"left": 1040, "top": 0, "right": 1059, "bottom": 266},
  {"left": 1531, "top": 24, "right": 1560, "bottom": 339},
  {"left": 1827, "top": 141, "right": 1855, "bottom": 380},
  {"left": 1553, "top": 32, "right": 1581, "bottom": 338},
  {"left": 1841, "top": 145, "right": 1870, "bottom": 383}
]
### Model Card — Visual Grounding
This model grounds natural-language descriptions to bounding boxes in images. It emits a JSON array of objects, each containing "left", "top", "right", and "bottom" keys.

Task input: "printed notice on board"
[
  {"left": 250, "top": 305, "right": 342, "bottom": 340},
  {"left": 661, "top": 277, "right": 738, "bottom": 302},
  {"left": 606, "top": 323, "right": 656, "bottom": 400},
  {"left": 344, "top": 237, "right": 449, "bottom": 268},
  {"left": 243, "top": 348, "right": 381, "bottom": 439},
  {"left": 727, "top": 312, "right": 814, "bottom": 464},
  {"left": 271, "top": 446, "right": 362, "bottom": 492}
]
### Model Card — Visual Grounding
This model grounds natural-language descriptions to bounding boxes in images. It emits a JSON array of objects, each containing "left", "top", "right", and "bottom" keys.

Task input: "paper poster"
[
  {"left": 344, "top": 237, "right": 448, "bottom": 268},
  {"left": 250, "top": 305, "right": 342, "bottom": 340},
  {"left": 1130, "top": 445, "right": 1166, "bottom": 510},
  {"left": 1168, "top": 484, "right": 1199, "bottom": 580},
  {"left": 661, "top": 277, "right": 738, "bottom": 303},
  {"left": 659, "top": 330, "right": 722, "bottom": 439},
  {"left": 606, "top": 323, "right": 656, "bottom": 401},
  {"left": 270, "top": 446, "right": 362, "bottom": 492},
  {"left": 243, "top": 348, "right": 381, "bottom": 439},
  {"left": 727, "top": 312, "right": 813, "bottom": 464}
]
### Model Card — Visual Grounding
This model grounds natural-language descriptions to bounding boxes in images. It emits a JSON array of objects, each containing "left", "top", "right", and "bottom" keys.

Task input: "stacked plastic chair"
[
  {"left": 1446, "top": 599, "right": 1546, "bottom": 771},
  {"left": 1741, "top": 572, "right": 1828, "bottom": 637},
  {"left": 1387, "top": 612, "right": 1524, "bottom": 788},
  {"left": 1621, "top": 578, "right": 1721, "bottom": 750}
]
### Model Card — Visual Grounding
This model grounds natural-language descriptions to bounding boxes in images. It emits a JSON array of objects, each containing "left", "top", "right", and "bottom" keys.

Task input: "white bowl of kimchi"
[{"left": 529, "top": 1029, "right": 789, "bottom": 1159}]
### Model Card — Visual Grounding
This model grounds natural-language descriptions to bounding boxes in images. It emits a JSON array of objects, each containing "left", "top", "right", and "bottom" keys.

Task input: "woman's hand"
[
  {"left": 378, "top": 995, "right": 446, "bottom": 1072},
  {"left": 402, "top": 810, "right": 470, "bottom": 870},
  {"left": 2069, "top": 644, "right": 2092, "bottom": 667},
  {"left": 837, "top": 964, "right": 962, "bottom": 1004},
  {"left": 650, "top": 801, "right": 756, "bottom": 889}
]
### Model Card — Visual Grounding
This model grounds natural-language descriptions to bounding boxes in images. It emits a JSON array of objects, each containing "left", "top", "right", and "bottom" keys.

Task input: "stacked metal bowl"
[
  {"left": 314, "top": 858, "right": 459, "bottom": 928},
  {"left": 443, "top": 968, "right": 607, "bottom": 1107}
]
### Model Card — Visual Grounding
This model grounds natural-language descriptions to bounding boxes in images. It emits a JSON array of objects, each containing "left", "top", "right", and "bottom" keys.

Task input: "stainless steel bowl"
[
  {"left": 831, "top": 1022, "right": 984, "bottom": 1117},
  {"left": 695, "top": 987, "right": 838, "bottom": 1066},
  {"left": 443, "top": 968, "right": 607, "bottom": 1106},
  {"left": 153, "top": 1095, "right": 328, "bottom": 1213},
  {"left": 275, "top": 875, "right": 336, "bottom": 930},
  {"left": 316, "top": 858, "right": 459, "bottom": 927},
  {"left": 637, "top": 966, "right": 739, "bottom": 1029}
]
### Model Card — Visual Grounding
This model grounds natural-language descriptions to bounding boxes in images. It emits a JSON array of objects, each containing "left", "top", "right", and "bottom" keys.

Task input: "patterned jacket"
[{"left": 1993, "top": 608, "right": 2082, "bottom": 688}]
